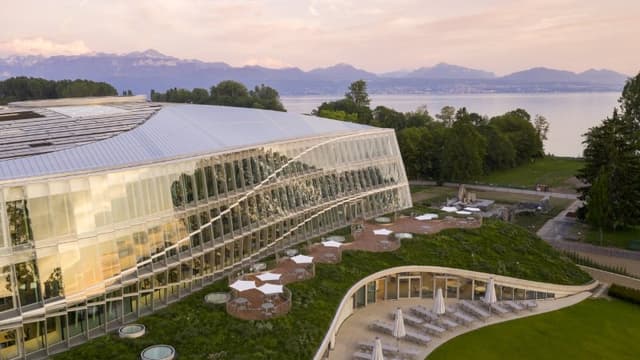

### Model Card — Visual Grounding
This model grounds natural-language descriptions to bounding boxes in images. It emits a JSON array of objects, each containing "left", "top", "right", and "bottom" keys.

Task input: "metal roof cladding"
[{"left": 0, "top": 102, "right": 378, "bottom": 181}]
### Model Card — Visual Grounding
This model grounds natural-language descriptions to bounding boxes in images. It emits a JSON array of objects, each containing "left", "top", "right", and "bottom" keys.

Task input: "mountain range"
[{"left": 0, "top": 49, "right": 630, "bottom": 95}]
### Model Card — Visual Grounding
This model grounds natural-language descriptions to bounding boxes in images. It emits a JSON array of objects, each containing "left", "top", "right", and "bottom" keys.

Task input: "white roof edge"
[{"left": 9, "top": 95, "right": 147, "bottom": 108}]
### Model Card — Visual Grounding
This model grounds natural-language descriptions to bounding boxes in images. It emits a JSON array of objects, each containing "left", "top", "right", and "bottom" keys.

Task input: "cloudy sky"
[{"left": 1, "top": 0, "right": 638, "bottom": 75}]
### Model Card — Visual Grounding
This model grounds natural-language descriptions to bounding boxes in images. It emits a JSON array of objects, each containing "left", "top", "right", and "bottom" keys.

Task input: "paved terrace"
[{"left": 329, "top": 291, "right": 592, "bottom": 360}]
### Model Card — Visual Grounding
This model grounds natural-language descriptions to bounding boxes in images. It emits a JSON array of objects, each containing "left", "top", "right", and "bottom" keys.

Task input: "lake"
[{"left": 281, "top": 92, "right": 620, "bottom": 157}]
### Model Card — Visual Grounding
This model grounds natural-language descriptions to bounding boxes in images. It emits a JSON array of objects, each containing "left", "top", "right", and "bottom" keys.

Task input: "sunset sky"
[{"left": 1, "top": 0, "right": 638, "bottom": 75}]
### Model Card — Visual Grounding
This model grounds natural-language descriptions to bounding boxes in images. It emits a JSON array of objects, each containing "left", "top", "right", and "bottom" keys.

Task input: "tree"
[
  {"left": 435, "top": 106, "right": 456, "bottom": 127},
  {"left": 249, "top": 84, "right": 285, "bottom": 111},
  {"left": 534, "top": 114, "right": 550, "bottom": 143},
  {"left": 579, "top": 110, "right": 640, "bottom": 230},
  {"left": 191, "top": 88, "right": 210, "bottom": 104},
  {"left": 578, "top": 72, "right": 640, "bottom": 230},
  {"left": 586, "top": 168, "right": 612, "bottom": 244},
  {"left": 397, "top": 122, "right": 446, "bottom": 181},
  {"left": 151, "top": 81, "right": 286, "bottom": 111},
  {"left": 0, "top": 77, "right": 117, "bottom": 104},
  {"left": 345, "top": 80, "right": 370, "bottom": 107},
  {"left": 316, "top": 109, "right": 358, "bottom": 122},
  {"left": 478, "top": 124, "right": 516, "bottom": 172},
  {"left": 489, "top": 109, "right": 543, "bottom": 163},
  {"left": 441, "top": 120, "right": 486, "bottom": 182},
  {"left": 402, "top": 105, "right": 432, "bottom": 128},
  {"left": 372, "top": 106, "right": 406, "bottom": 130}
]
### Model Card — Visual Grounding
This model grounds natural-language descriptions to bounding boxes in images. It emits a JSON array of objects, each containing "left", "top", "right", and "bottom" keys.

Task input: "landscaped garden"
[
  {"left": 474, "top": 156, "right": 583, "bottom": 190},
  {"left": 54, "top": 220, "right": 590, "bottom": 360},
  {"left": 428, "top": 299, "right": 640, "bottom": 360}
]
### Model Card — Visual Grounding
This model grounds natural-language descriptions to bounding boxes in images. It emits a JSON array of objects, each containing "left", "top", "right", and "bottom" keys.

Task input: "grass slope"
[
  {"left": 475, "top": 156, "right": 583, "bottom": 190},
  {"left": 429, "top": 299, "right": 640, "bottom": 360},
  {"left": 54, "top": 220, "right": 590, "bottom": 360}
]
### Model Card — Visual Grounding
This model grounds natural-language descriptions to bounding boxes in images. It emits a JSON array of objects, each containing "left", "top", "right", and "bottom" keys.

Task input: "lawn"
[
  {"left": 474, "top": 156, "right": 584, "bottom": 191},
  {"left": 54, "top": 220, "right": 590, "bottom": 360},
  {"left": 583, "top": 226, "right": 640, "bottom": 251},
  {"left": 513, "top": 197, "right": 574, "bottom": 232},
  {"left": 429, "top": 299, "right": 640, "bottom": 360}
]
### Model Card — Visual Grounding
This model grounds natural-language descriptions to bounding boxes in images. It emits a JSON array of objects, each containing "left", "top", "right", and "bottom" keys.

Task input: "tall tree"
[
  {"left": 345, "top": 79, "right": 370, "bottom": 107},
  {"left": 586, "top": 168, "right": 612, "bottom": 244},
  {"left": 436, "top": 106, "right": 456, "bottom": 127},
  {"left": 578, "top": 72, "right": 640, "bottom": 230},
  {"left": 441, "top": 120, "right": 486, "bottom": 182},
  {"left": 534, "top": 114, "right": 550, "bottom": 143},
  {"left": 489, "top": 109, "right": 543, "bottom": 163}
]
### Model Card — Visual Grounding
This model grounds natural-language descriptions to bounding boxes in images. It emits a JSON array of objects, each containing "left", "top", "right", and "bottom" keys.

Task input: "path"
[
  {"left": 410, "top": 181, "right": 578, "bottom": 199},
  {"left": 537, "top": 200, "right": 640, "bottom": 283}
]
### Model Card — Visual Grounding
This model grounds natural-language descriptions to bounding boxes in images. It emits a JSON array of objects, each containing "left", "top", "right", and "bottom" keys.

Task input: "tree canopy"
[
  {"left": 314, "top": 80, "right": 547, "bottom": 182},
  {"left": 0, "top": 77, "right": 117, "bottom": 104},
  {"left": 151, "top": 81, "right": 286, "bottom": 111},
  {"left": 578, "top": 72, "right": 640, "bottom": 230}
]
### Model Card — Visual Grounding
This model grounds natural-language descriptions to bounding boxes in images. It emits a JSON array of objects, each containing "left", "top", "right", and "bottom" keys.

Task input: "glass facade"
[
  {"left": 352, "top": 271, "right": 557, "bottom": 307},
  {"left": 0, "top": 130, "right": 411, "bottom": 358}
]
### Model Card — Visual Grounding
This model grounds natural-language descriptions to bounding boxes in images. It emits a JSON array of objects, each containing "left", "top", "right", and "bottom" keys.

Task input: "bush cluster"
[{"left": 608, "top": 284, "right": 640, "bottom": 305}]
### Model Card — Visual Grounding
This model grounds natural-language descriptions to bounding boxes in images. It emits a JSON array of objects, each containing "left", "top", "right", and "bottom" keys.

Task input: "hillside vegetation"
[{"left": 54, "top": 220, "right": 590, "bottom": 360}]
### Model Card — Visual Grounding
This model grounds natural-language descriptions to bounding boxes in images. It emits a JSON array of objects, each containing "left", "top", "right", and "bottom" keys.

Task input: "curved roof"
[{"left": 0, "top": 103, "right": 377, "bottom": 181}]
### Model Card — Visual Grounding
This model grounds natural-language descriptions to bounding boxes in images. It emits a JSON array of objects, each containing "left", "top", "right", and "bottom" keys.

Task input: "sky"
[{"left": 0, "top": 0, "right": 638, "bottom": 75}]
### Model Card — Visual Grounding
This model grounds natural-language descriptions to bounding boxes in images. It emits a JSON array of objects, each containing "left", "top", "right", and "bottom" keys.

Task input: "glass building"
[{"left": 0, "top": 97, "right": 411, "bottom": 358}]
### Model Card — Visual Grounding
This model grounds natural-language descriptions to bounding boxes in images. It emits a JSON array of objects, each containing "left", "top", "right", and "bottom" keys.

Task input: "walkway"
[
  {"left": 537, "top": 200, "right": 640, "bottom": 283},
  {"left": 328, "top": 292, "right": 592, "bottom": 360},
  {"left": 410, "top": 181, "right": 578, "bottom": 199}
]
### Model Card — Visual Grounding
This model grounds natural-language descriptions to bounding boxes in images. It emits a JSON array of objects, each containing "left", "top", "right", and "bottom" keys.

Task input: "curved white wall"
[{"left": 313, "top": 265, "right": 597, "bottom": 360}]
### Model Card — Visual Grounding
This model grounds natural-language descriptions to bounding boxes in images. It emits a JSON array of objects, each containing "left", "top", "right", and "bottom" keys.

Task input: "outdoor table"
[
  {"left": 261, "top": 302, "right": 274, "bottom": 310},
  {"left": 234, "top": 297, "right": 248, "bottom": 305},
  {"left": 251, "top": 262, "right": 267, "bottom": 272}
]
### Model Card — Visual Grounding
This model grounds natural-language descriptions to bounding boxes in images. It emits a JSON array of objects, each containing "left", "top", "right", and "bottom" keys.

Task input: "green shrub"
[{"left": 608, "top": 284, "right": 640, "bottom": 305}]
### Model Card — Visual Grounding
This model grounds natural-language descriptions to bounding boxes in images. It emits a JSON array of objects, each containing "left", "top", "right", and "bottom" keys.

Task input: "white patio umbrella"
[
  {"left": 321, "top": 240, "right": 343, "bottom": 248},
  {"left": 256, "top": 283, "right": 284, "bottom": 295},
  {"left": 229, "top": 280, "right": 256, "bottom": 292},
  {"left": 256, "top": 272, "right": 281, "bottom": 282},
  {"left": 456, "top": 210, "right": 472, "bottom": 215},
  {"left": 372, "top": 337, "right": 385, "bottom": 360},
  {"left": 441, "top": 206, "right": 458, "bottom": 213},
  {"left": 484, "top": 277, "right": 497, "bottom": 313},
  {"left": 433, "top": 288, "right": 446, "bottom": 315},
  {"left": 393, "top": 307, "right": 406, "bottom": 351},
  {"left": 291, "top": 254, "right": 314, "bottom": 264},
  {"left": 373, "top": 228, "right": 393, "bottom": 236},
  {"left": 464, "top": 207, "right": 481, "bottom": 212}
]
